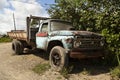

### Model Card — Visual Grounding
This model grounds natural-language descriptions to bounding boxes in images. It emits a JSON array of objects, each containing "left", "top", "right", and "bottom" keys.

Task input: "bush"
[
  {"left": 111, "top": 66, "right": 120, "bottom": 79},
  {"left": 0, "top": 36, "right": 12, "bottom": 43}
]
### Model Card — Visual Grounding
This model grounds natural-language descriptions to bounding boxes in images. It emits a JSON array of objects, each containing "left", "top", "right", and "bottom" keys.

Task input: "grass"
[
  {"left": 56, "top": 76, "right": 62, "bottom": 80},
  {"left": 0, "top": 36, "right": 12, "bottom": 43},
  {"left": 81, "top": 68, "right": 90, "bottom": 75},
  {"left": 110, "top": 65, "right": 120, "bottom": 79},
  {"left": 32, "top": 63, "right": 50, "bottom": 74},
  {"left": 60, "top": 68, "right": 69, "bottom": 79},
  {"left": 33, "top": 63, "right": 73, "bottom": 79},
  {"left": 59, "top": 66, "right": 73, "bottom": 79}
]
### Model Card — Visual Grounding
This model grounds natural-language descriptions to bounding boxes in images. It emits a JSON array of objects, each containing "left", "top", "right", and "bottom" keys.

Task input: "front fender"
[{"left": 48, "top": 36, "right": 74, "bottom": 50}]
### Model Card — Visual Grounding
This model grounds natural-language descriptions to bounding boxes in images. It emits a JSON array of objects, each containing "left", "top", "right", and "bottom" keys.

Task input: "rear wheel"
[
  {"left": 49, "top": 46, "right": 68, "bottom": 71},
  {"left": 12, "top": 42, "right": 15, "bottom": 51},
  {"left": 12, "top": 40, "right": 24, "bottom": 55}
]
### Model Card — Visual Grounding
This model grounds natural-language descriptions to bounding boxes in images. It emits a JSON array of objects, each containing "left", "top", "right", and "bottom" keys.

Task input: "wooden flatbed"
[{"left": 7, "top": 30, "right": 27, "bottom": 41}]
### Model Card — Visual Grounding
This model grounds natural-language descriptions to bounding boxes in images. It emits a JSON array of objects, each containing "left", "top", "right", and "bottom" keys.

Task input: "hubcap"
[{"left": 52, "top": 53, "right": 61, "bottom": 66}]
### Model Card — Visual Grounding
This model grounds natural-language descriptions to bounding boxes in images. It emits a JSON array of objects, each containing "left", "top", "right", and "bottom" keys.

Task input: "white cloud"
[
  {"left": 0, "top": 0, "right": 10, "bottom": 10},
  {"left": 0, "top": 0, "right": 49, "bottom": 34}
]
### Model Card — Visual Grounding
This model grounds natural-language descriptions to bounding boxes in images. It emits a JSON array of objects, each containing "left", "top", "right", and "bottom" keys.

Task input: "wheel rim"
[{"left": 51, "top": 53, "right": 61, "bottom": 66}]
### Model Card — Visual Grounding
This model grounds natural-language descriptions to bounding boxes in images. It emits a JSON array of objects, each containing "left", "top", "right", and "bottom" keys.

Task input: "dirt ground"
[{"left": 0, "top": 43, "right": 113, "bottom": 80}]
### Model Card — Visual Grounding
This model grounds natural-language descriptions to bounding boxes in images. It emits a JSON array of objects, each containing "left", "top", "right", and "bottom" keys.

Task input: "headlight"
[
  {"left": 100, "top": 41, "right": 104, "bottom": 46},
  {"left": 74, "top": 41, "right": 81, "bottom": 48}
]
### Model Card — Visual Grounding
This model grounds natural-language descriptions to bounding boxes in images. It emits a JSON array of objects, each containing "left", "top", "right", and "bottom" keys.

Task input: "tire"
[
  {"left": 49, "top": 46, "right": 68, "bottom": 71},
  {"left": 12, "top": 41, "right": 15, "bottom": 51},
  {"left": 12, "top": 40, "right": 24, "bottom": 55}
]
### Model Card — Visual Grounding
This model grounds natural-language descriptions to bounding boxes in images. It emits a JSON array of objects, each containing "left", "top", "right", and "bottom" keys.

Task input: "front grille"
[{"left": 74, "top": 36, "right": 102, "bottom": 49}]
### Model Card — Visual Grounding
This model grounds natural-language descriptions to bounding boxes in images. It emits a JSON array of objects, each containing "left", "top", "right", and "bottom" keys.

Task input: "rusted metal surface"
[
  {"left": 7, "top": 30, "right": 27, "bottom": 41},
  {"left": 49, "top": 30, "right": 102, "bottom": 37},
  {"left": 48, "top": 30, "right": 103, "bottom": 49},
  {"left": 69, "top": 50, "right": 103, "bottom": 59},
  {"left": 29, "top": 15, "right": 50, "bottom": 20}
]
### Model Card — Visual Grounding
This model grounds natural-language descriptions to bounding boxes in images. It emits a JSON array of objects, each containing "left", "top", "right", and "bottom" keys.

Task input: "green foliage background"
[
  {"left": 48, "top": 0, "right": 120, "bottom": 65},
  {"left": 0, "top": 35, "right": 12, "bottom": 43}
]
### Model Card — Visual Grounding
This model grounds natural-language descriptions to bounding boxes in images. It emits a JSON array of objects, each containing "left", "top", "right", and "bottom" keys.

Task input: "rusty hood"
[{"left": 50, "top": 30, "right": 102, "bottom": 37}]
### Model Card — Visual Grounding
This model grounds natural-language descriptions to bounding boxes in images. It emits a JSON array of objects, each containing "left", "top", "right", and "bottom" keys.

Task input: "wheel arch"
[{"left": 47, "top": 40, "right": 64, "bottom": 53}]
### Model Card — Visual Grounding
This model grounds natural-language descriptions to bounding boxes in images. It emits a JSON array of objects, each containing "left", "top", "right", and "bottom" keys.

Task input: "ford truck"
[{"left": 8, "top": 15, "right": 105, "bottom": 71}]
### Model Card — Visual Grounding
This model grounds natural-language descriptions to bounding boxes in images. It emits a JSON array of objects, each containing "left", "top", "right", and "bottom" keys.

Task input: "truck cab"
[{"left": 36, "top": 19, "right": 73, "bottom": 50}]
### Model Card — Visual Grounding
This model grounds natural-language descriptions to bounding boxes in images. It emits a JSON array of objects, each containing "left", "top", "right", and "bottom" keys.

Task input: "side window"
[{"left": 41, "top": 23, "right": 48, "bottom": 32}]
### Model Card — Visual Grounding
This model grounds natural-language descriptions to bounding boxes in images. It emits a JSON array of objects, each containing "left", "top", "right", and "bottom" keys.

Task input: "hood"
[{"left": 49, "top": 30, "right": 102, "bottom": 37}]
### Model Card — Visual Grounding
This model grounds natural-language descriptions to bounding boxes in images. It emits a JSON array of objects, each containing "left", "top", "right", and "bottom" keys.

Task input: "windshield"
[{"left": 51, "top": 21, "right": 73, "bottom": 31}]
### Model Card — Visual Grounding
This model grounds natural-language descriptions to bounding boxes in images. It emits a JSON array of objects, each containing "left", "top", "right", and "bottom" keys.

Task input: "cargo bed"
[{"left": 7, "top": 30, "right": 27, "bottom": 41}]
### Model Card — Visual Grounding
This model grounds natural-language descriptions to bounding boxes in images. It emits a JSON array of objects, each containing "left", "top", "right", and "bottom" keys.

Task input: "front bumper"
[{"left": 69, "top": 48, "right": 104, "bottom": 59}]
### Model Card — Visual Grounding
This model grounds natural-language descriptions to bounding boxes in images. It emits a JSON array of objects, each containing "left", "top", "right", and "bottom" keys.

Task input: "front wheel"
[{"left": 49, "top": 46, "right": 68, "bottom": 71}]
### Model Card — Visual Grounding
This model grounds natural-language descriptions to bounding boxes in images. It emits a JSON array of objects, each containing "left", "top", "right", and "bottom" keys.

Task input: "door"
[{"left": 36, "top": 23, "right": 48, "bottom": 50}]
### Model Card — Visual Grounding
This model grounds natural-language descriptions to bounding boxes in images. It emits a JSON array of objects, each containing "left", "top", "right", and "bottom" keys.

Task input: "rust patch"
[{"left": 69, "top": 51, "right": 103, "bottom": 59}]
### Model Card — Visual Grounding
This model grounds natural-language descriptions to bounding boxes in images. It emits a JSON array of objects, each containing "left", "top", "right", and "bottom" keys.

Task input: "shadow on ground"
[
  {"left": 69, "top": 58, "right": 111, "bottom": 75},
  {"left": 22, "top": 49, "right": 111, "bottom": 76},
  {"left": 22, "top": 48, "right": 49, "bottom": 60}
]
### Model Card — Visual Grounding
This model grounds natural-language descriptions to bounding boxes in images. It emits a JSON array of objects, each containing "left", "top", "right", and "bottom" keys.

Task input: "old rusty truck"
[{"left": 8, "top": 15, "right": 105, "bottom": 71}]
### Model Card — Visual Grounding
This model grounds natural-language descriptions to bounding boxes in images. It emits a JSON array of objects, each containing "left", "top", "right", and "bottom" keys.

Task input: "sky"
[{"left": 0, "top": 0, "right": 55, "bottom": 34}]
